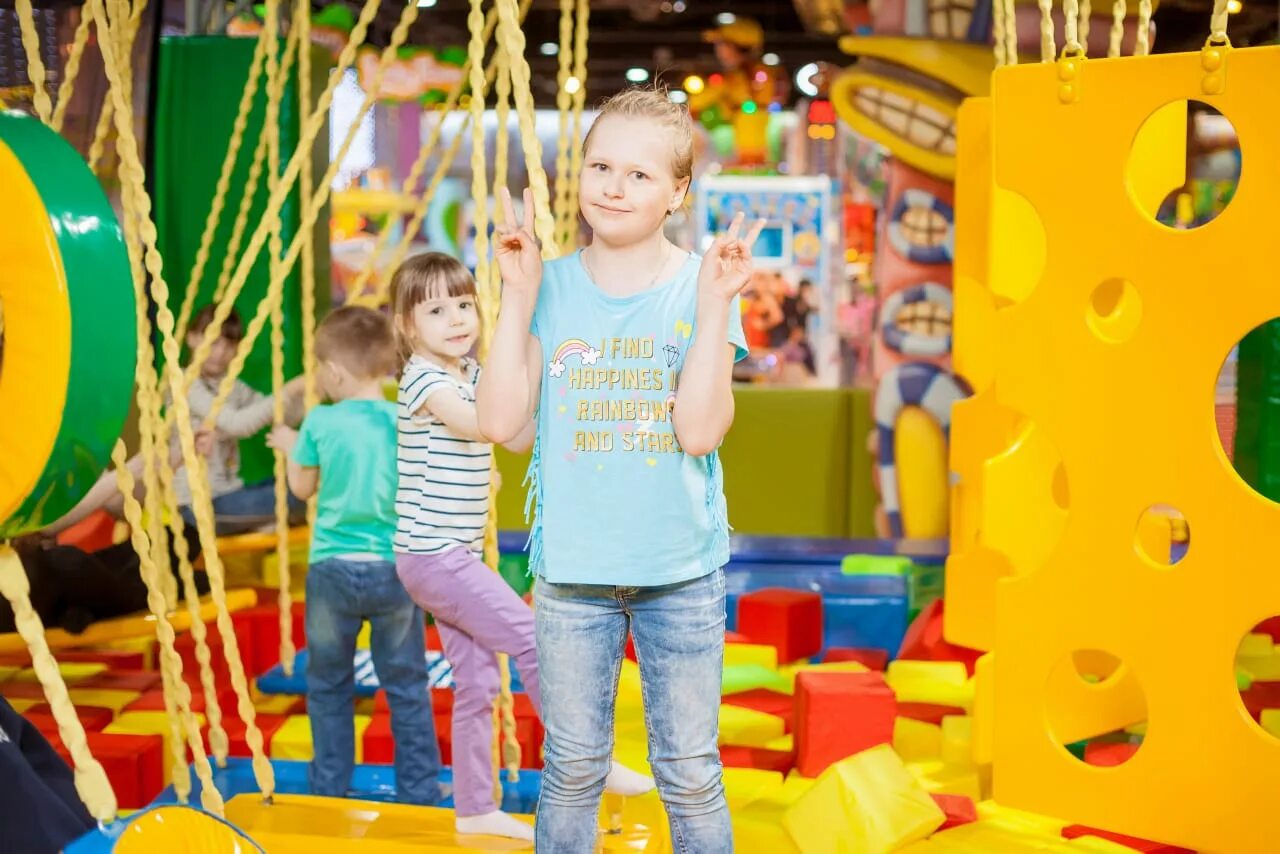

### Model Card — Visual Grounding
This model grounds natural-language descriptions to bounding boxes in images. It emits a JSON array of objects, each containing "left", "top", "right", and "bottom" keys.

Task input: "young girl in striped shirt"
[{"left": 390, "top": 252, "right": 653, "bottom": 842}]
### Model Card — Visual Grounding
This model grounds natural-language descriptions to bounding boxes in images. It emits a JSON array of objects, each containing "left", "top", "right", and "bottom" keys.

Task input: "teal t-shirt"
[
  {"left": 291, "top": 398, "right": 399, "bottom": 563},
  {"left": 527, "top": 250, "right": 748, "bottom": 586}
]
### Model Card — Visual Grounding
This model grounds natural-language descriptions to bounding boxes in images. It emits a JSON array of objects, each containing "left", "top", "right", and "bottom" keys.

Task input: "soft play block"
[
  {"left": 737, "top": 588, "right": 823, "bottom": 664},
  {"left": 125, "top": 682, "right": 238, "bottom": 715},
  {"left": 270, "top": 713, "right": 370, "bottom": 762},
  {"left": 363, "top": 714, "right": 394, "bottom": 764},
  {"left": 52, "top": 732, "right": 165, "bottom": 809},
  {"left": 725, "top": 642, "right": 780, "bottom": 670},
  {"left": 719, "top": 704, "right": 787, "bottom": 748},
  {"left": 105, "top": 710, "right": 205, "bottom": 783},
  {"left": 720, "top": 744, "right": 795, "bottom": 774},
  {"left": 722, "top": 689, "right": 793, "bottom": 731},
  {"left": 932, "top": 793, "right": 978, "bottom": 830},
  {"left": 210, "top": 712, "right": 288, "bottom": 758},
  {"left": 374, "top": 687, "right": 453, "bottom": 715},
  {"left": 1061, "top": 825, "right": 1195, "bottom": 853},
  {"left": 173, "top": 632, "right": 230, "bottom": 686},
  {"left": 1084, "top": 741, "right": 1140, "bottom": 767},
  {"left": 893, "top": 717, "right": 943, "bottom": 762},
  {"left": 897, "top": 599, "right": 982, "bottom": 675},
  {"left": 824, "top": 647, "right": 889, "bottom": 670},
  {"left": 24, "top": 704, "right": 115, "bottom": 733},
  {"left": 77, "top": 670, "right": 163, "bottom": 693},
  {"left": 784, "top": 744, "right": 945, "bottom": 853},
  {"left": 795, "top": 671, "right": 896, "bottom": 778},
  {"left": 886, "top": 660, "right": 973, "bottom": 709},
  {"left": 58, "top": 648, "right": 149, "bottom": 670}
]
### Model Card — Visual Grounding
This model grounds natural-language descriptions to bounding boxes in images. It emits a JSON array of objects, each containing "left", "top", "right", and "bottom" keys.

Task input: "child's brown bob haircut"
[
  {"left": 316, "top": 305, "right": 397, "bottom": 380},
  {"left": 389, "top": 252, "right": 478, "bottom": 357},
  {"left": 189, "top": 304, "right": 244, "bottom": 342}
]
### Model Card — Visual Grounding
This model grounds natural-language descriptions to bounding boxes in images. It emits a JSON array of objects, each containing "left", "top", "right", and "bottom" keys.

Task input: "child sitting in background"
[
  {"left": 268, "top": 306, "right": 440, "bottom": 805},
  {"left": 176, "top": 304, "right": 306, "bottom": 534}
]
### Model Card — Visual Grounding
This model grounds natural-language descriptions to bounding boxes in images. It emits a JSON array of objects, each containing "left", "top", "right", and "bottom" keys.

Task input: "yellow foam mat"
[{"left": 0, "top": 589, "right": 258, "bottom": 653}]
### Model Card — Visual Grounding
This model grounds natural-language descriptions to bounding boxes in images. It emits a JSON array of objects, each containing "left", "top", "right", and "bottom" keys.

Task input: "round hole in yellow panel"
[
  {"left": 1086, "top": 278, "right": 1142, "bottom": 345},
  {"left": 1127, "top": 99, "right": 1240, "bottom": 230},
  {"left": 1047, "top": 649, "right": 1147, "bottom": 767},
  {"left": 1133, "top": 504, "right": 1190, "bottom": 568}
]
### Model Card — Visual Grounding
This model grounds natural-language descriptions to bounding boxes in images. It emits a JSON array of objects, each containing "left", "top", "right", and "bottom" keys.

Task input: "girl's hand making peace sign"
[
  {"left": 697, "top": 212, "right": 767, "bottom": 303},
  {"left": 494, "top": 187, "right": 543, "bottom": 297}
]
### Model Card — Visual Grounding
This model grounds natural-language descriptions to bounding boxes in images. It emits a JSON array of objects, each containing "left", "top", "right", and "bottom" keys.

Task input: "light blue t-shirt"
[
  {"left": 526, "top": 250, "right": 748, "bottom": 586},
  {"left": 291, "top": 398, "right": 399, "bottom": 564}
]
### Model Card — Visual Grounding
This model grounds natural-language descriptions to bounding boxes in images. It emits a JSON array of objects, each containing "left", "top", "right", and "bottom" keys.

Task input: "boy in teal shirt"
[{"left": 268, "top": 306, "right": 440, "bottom": 805}]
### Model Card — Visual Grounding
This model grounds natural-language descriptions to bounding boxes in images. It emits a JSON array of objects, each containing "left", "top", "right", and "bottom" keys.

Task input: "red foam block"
[
  {"left": 737, "top": 588, "right": 824, "bottom": 664},
  {"left": 52, "top": 732, "right": 164, "bottom": 809},
  {"left": 205, "top": 712, "right": 288, "bottom": 758},
  {"left": 59, "top": 648, "right": 149, "bottom": 671},
  {"left": 822, "top": 647, "right": 889, "bottom": 671},
  {"left": 931, "top": 793, "right": 977, "bottom": 830},
  {"left": 1084, "top": 741, "right": 1140, "bottom": 767},
  {"left": 25, "top": 705, "right": 115, "bottom": 733},
  {"left": 1061, "top": 825, "right": 1194, "bottom": 852},
  {"left": 77, "top": 670, "right": 162, "bottom": 693},
  {"left": 720, "top": 744, "right": 795, "bottom": 774},
  {"left": 896, "top": 702, "right": 967, "bottom": 726},
  {"left": 794, "top": 670, "right": 896, "bottom": 778},
  {"left": 721, "top": 689, "right": 793, "bottom": 732},
  {"left": 897, "top": 599, "right": 982, "bottom": 676}
]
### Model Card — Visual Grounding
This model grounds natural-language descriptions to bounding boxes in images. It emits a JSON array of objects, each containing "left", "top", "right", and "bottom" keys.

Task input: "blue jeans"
[
  {"left": 305, "top": 558, "right": 441, "bottom": 805},
  {"left": 181, "top": 480, "right": 306, "bottom": 535},
  {"left": 534, "top": 568, "right": 732, "bottom": 853}
]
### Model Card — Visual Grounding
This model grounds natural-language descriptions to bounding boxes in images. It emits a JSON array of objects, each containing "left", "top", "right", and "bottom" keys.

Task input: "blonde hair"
[
  {"left": 315, "top": 305, "right": 396, "bottom": 379},
  {"left": 389, "top": 252, "right": 478, "bottom": 358},
  {"left": 583, "top": 86, "right": 696, "bottom": 183}
]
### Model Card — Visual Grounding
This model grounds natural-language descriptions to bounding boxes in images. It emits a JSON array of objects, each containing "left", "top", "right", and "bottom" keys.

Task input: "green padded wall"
[
  {"left": 494, "top": 386, "right": 877, "bottom": 538},
  {"left": 151, "top": 36, "right": 329, "bottom": 485}
]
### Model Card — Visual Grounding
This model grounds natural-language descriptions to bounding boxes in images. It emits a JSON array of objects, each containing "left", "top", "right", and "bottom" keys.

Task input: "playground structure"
[{"left": 1, "top": 0, "right": 1277, "bottom": 850}]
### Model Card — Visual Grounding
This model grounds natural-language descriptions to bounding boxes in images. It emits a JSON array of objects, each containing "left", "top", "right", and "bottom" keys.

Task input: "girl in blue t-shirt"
[{"left": 478, "top": 87, "right": 763, "bottom": 853}]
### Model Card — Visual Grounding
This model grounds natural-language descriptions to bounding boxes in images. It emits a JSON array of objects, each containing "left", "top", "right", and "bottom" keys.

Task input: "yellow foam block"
[
  {"left": 1236, "top": 651, "right": 1280, "bottom": 682},
  {"left": 1067, "top": 836, "right": 1151, "bottom": 853},
  {"left": 725, "top": 642, "right": 779, "bottom": 670},
  {"left": 971, "top": 653, "right": 994, "bottom": 764},
  {"left": 262, "top": 546, "right": 310, "bottom": 590},
  {"left": 1238, "top": 633, "right": 1272, "bottom": 658},
  {"left": 941, "top": 715, "right": 974, "bottom": 767},
  {"left": 13, "top": 662, "right": 107, "bottom": 683},
  {"left": 254, "top": 695, "right": 304, "bottom": 716},
  {"left": 356, "top": 621, "right": 371, "bottom": 651},
  {"left": 886, "top": 660, "right": 974, "bottom": 709},
  {"left": 928, "top": 823, "right": 1054, "bottom": 853},
  {"left": 0, "top": 665, "right": 19, "bottom": 682},
  {"left": 764, "top": 733, "right": 794, "bottom": 752},
  {"left": 975, "top": 800, "right": 1068, "bottom": 836},
  {"left": 65, "top": 688, "right": 141, "bottom": 714},
  {"left": 105, "top": 710, "right": 206, "bottom": 784},
  {"left": 1259, "top": 709, "right": 1280, "bottom": 738},
  {"left": 734, "top": 799, "right": 802, "bottom": 854},
  {"left": 723, "top": 767, "right": 784, "bottom": 811},
  {"left": 907, "top": 760, "right": 982, "bottom": 801},
  {"left": 270, "top": 714, "right": 371, "bottom": 762},
  {"left": 777, "top": 772, "right": 817, "bottom": 807},
  {"left": 775, "top": 660, "right": 870, "bottom": 694},
  {"left": 783, "top": 744, "right": 944, "bottom": 853},
  {"left": 6, "top": 697, "right": 37, "bottom": 712},
  {"left": 719, "top": 704, "right": 786, "bottom": 748},
  {"left": 893, "top": 717, "right": 943, "bottom": 762}
]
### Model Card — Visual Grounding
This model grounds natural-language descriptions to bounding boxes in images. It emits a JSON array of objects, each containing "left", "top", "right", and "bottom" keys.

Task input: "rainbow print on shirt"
[{"left": 548, "top": 338, "right": 604, "bottom": 378}]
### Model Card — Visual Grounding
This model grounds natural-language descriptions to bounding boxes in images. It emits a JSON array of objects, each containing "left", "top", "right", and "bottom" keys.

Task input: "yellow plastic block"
[
  {"left": 978, "top": 45, "right": 1280, "bottom": 854},
  {"left": 270, "top": 714, "right": 371, "bottom": 762},
  {"left": 718, "top": 704, "right": 786, "bottom": 748},
  {"left": 65, "top": 688, "right": 140, "bottom": 714},
  {"left": 12, "top": 662, "right": 106, "bottom": 683},
  {"left": 105, "top": 710, "right": 205, "bottom": 784},
  {"left": 723, "top": 766, "right": 784, "bottom": 811},
  {"left": 893, "top": 717, "right": 943, "bottom": 762},
  {"left": 783, "top": 744, "right": 944, "bottom": 853},
  {"left": 940, "top": 715, "right": 974, "bottom": 767},
  {"left": 907, "top": 760, "right": 982, "bottom": 801},
  {"left": 886, "top": 660, "right": 973, "bottom": 709},
  {"left": 725, "top": 642, "right": 779, "bottom": 670}
]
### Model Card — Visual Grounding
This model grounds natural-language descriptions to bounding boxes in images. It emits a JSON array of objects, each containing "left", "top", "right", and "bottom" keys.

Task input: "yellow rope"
[
  {"left": 200, "top": 0, "right": 421, "bottom": 429},
  {"left": 14, "top": 0, "right": 53, "bottom": 123},
  {"left": 1079, "top": 0, "right": 1092, "bottom": 50},
  {"left": 211, "top": 123, "right": 271, "bottom": 307},
  {"left": 992, "top": 0, "right": 1008, "bottom": 66},
  {"left": 1109, "top": 0, "right": 1126, "bottom": 55},
  {"left": 181, "top": 0, "right": 387, "bottom": 391},
  {"left": 1136, "top": 0, "right": 1153, "bottom": 54},
  {"left": 1003, "top": 0, "right": 1019, "bottom": 64},
  {"left": 52, "top": 8, "right": 94, "bottom": 132},
  {"left": 297, "top": 0, "right": 319, "bottom": 414},
  {"left": 87, "top": 97, "right": 115, "bottom": 173},
  {"left": 562, "top": 0, "right": 589, "bottom": 245},
  {"left": 0, "top": 547, "right": 117, "bottom": 821},
  {"left": 88, "top": 0, "right": 278, "bottom": 798},
  {"left": 552, "top": 0, "right": 574, "bottom": 248},
  {"left": 466, "top": 0, "right": 491, "bottom": 306},
  {"left": 175, "top": 34, "right": 270, "bottom": 340},
  {"left": 1063, "top": 0, "right": 1083, "bottom": 53},
  {"left": 345, "top": 1, "right": 516, "bottom": 302},
  {"left": 1038, "top": 0, "right": 1056, "bottom": 62},
  {"left": 110, "top": 442, "right": 225, "bottom": 815},
  {"left": 496, "top": 0, "right": 558, "bottom": 254},
  {"left": 1208, "top": 0, "right": 1230, "bottom": 43}
]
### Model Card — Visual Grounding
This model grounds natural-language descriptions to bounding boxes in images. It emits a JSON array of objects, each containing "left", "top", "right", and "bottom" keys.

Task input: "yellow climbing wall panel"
[{"left": 965, "top": 44, "right": 1280, "bottom": 854}]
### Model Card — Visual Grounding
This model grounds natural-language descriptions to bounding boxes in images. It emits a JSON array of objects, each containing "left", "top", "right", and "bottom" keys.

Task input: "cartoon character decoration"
[
  {"left": 818, "top": 0, "right": 1157, "bottom": 537},
  {"left": 688, "top": 18, "right": 789, "bottom": 169}
]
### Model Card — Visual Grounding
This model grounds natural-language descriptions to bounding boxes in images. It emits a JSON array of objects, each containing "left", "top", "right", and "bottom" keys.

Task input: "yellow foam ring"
[
  {"left": 831, "top": 68, "right": 963, "bottom": 181},
  {"left": 1046, "top": 652, "right": 1147, "bottom": 745},
  {"left": 988, "top": 186, "right": 1046, "bottom": 305},
  {"left": 1125, "top": 99, "right": 1188, "bottom": 220},
  {"left": 0, "top": 139, "right": 71, "bottom": 524},
  {"left": 112, "top": 805, "right": 262, "bottom": 853},
  {"left": 895, "top": 405, "right": 950, "bottom": 539}
]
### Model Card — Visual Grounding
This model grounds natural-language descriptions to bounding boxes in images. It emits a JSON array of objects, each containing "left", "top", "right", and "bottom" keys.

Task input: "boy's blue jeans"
[
  {"left": 534, "top": 568, "right": 732, "bottom": 853},
  {"left": 305, "top": 558, "right": 441, "bottom": 805}
]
